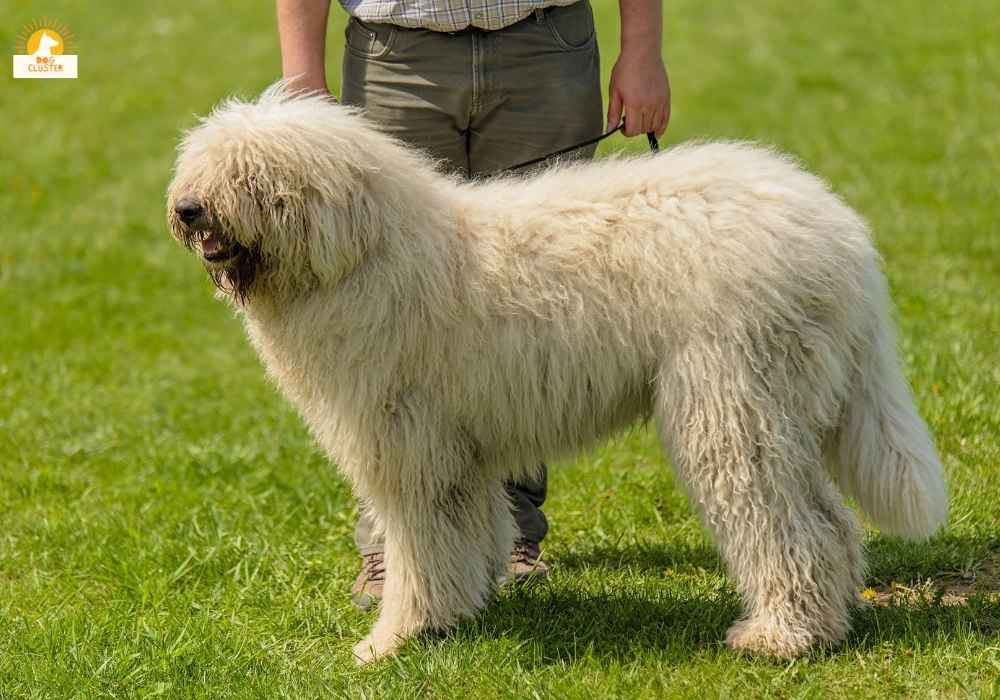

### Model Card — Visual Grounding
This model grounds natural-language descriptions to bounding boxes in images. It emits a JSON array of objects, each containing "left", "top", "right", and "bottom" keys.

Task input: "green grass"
[{"left": 2, "top": 0, "right": 998, "bottom": 696}]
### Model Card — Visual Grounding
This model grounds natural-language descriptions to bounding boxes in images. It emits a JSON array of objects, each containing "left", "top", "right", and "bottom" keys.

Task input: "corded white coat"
[{"left": 167, "top": 86, "right": 947, "bottom": 663}]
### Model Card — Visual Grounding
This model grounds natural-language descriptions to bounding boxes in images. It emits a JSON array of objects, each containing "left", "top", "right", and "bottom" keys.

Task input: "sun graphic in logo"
[{"left": 15, "top": 18, "right": 75, "bottom": 57}]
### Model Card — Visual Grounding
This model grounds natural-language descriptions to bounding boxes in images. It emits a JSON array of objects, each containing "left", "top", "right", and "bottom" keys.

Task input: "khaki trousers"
[{"left": 341, "top": 0, "right": 603, "bottom": 552}]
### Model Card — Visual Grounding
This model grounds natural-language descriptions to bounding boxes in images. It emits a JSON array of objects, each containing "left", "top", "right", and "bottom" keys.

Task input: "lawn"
[{"left": 2, "top": 0, "right": 998, "bottom": 697}]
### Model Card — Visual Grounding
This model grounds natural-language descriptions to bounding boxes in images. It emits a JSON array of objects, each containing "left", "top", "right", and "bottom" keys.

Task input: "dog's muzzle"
[{"left": 174, "top": 198, "right": 243, "bottom": 263}]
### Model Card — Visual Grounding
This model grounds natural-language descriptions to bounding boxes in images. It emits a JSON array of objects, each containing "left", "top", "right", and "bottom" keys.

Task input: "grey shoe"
[{"left": 350, "top": 551, "right": 385, "bottom": 611}]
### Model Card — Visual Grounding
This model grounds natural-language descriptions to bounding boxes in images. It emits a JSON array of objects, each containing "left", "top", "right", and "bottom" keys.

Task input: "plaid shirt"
[{"left": 339, "top": 0, "right": 580, "bottom": 31}]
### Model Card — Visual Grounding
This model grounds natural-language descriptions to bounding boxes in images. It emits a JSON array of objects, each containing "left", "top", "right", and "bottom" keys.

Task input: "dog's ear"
[{"left": 303, "top": 182, "right": 382, "bottom": 285}]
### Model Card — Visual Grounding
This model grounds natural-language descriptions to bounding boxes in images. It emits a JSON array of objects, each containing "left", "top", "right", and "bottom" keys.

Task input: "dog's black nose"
[{"left": 175, "top": 198, "right": 204, "bottom": 225}]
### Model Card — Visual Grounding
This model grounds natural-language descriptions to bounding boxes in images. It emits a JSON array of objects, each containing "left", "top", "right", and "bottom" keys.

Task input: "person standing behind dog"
[{"left": 277, "top": 0, "right": 670, "bottom": 609}]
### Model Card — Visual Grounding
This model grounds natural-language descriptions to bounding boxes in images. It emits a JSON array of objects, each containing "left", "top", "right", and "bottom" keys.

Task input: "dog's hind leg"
[
  {"left": 351, "top": 419, "right": 514, "bottom": 663},
  {"left": 655, "top": 346, "right": 864, "bottom": 658}
]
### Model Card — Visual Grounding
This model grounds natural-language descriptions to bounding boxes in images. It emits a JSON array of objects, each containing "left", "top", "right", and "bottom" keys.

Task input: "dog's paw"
[
  {"left": 724, "top": 616, "right": 821, "bottom": 659},
  {"left": 352, "top": 632, "right": 403, "bottom": 666}
]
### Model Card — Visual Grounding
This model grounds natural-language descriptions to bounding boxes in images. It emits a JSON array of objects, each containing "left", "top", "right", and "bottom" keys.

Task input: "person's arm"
[
  {"left": 277, "top": 0, "right": 332, "bottom": 94},
  {"left": 607, "top": 0, "right": 671, "bottom": 137}
]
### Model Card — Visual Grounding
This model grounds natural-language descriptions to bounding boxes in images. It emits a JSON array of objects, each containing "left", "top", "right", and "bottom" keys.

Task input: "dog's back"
[{"left": 430, "top": 144, "right": 874, "bottom": 464}]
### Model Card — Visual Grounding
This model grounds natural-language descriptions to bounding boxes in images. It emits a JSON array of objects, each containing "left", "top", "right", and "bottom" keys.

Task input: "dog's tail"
[{"left": 826, "top": 267, "right": 948, "bottom": 540}]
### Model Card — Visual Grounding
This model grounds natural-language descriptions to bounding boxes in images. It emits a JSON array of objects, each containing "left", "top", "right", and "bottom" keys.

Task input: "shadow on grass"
[
  {"left": 557, "top": 532, "right": 1000, "bottom": 583},
  {"left": 864, "top": 530, "right": 1000, "bottom": 584},
  {"left": 455, "top": 537, "right": 1000, "bottom": 666},
  {"left": 846, "top": 594, "right": 1000, "bottom": 652},
  {"left": 466, "top": 580, "right": 739, "bottom": 664},
  {"left": 555, "top": 539, "right": 723, "bottom": 574}
]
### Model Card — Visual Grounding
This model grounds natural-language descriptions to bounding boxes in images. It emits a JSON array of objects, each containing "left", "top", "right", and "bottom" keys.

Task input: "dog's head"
[{"left": 166, "top": 85, "right": 383, "bottom": 302}]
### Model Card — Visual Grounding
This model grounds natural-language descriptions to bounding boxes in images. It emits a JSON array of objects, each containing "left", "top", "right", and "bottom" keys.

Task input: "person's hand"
[
  {"left": 607, "top": 47, "right": 670, "bottom": 137},
  {"left": 284, "top": 73, "right": 335, "bottom": 100}
]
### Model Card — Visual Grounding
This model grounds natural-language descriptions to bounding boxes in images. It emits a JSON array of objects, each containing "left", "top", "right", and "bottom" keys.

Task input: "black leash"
[{"left": 500, "top": 121, "right": 660, "bottom": 173}]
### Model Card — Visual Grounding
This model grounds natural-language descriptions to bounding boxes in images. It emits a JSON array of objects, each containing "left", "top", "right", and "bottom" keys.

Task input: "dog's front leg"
[{"left": 352, "top": 472, "right": 514, "bottom": 664}]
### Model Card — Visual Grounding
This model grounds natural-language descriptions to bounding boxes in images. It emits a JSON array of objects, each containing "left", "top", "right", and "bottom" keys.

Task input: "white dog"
[{"left": 167, "top": 86, "right": 947, "bottom": 664}]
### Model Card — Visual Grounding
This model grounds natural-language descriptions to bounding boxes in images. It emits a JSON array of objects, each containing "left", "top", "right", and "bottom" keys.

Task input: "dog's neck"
[
  {"left": 232, "top": 128, "right": 498, "bottom": 439},
  {"left": 239, "top": 168, "right": 469, "bottom": 387}
]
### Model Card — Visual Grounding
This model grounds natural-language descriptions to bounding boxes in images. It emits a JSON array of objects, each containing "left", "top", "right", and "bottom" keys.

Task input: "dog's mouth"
[
  {"left": 192, "top": 229, "right": 244, "bottom": 264},
  {"left": 173, "top": 208, "right": 260, "bottom": 301}
]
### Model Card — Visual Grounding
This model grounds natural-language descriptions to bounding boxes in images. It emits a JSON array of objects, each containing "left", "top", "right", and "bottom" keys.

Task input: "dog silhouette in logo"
[{"left": 32, "top": 31, "right": 60, "bottom": 57}]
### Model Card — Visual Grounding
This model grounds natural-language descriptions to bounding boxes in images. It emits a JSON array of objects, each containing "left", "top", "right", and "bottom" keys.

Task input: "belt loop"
[{"left": 534, "top": 8, "right": 544, "bottom": 22}]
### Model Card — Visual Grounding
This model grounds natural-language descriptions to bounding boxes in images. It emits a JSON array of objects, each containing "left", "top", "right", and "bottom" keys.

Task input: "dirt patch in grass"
[{"left": 863, "top": 553, "right": 1000, "bottom": 607}]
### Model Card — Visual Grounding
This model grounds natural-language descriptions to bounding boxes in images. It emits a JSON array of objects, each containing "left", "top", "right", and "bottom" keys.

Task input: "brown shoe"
[
  {"left": 509, "top": 540, "right": 549, "bottom": 582},
  {"left": 351, "top": 542, "right": 546, "bottom": 609},
  {"left": 350, "top": 551, "right": 385, "bottom": 611}
]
